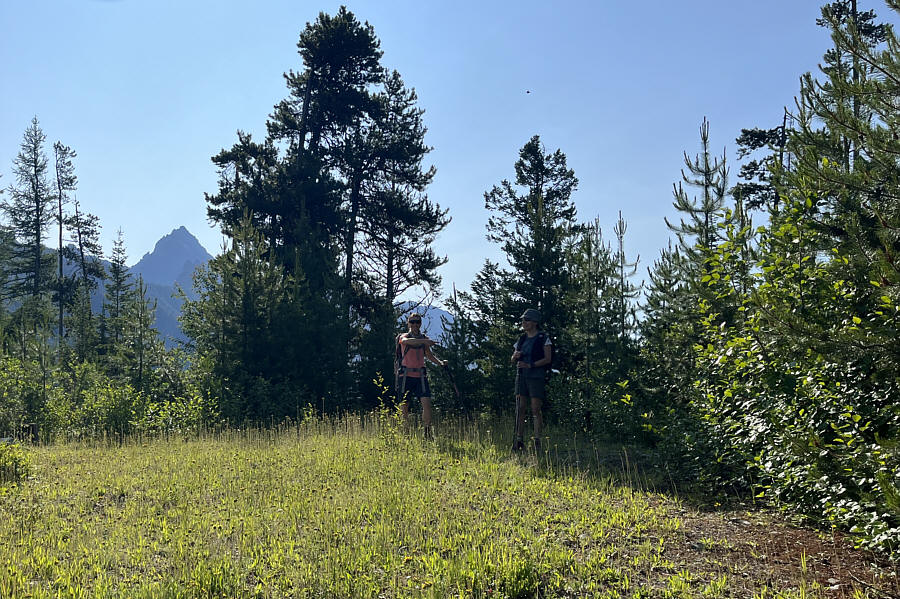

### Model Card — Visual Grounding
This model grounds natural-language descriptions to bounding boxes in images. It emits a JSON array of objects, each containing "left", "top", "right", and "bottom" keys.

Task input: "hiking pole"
[
  {"left": 513, "top": 394, "right": 522, "bottom": 450},
  {"left": 442, "top": 363, "right": 462, "bottom": 403}
]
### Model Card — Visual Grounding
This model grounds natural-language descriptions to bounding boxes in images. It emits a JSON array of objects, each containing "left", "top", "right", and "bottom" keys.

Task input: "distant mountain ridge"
[
  {"left": 19, "top": 229, "right": 459, "bottom": 348},
  {"left": 128, "top": 227, "right": 212, "bottom": 347},
  {"left": 130, "top": 226, "right": 212, "bottom": 289}
]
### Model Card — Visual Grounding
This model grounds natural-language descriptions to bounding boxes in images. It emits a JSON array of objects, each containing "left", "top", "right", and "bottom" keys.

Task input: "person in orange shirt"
[{"left": 396, "top": 313, "right": 446, "bottom": 440}]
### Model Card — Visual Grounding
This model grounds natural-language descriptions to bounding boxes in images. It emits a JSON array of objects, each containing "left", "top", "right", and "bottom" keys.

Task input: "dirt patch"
[{"left": 671, "top": 506, "right": 899, "bottom": 597}]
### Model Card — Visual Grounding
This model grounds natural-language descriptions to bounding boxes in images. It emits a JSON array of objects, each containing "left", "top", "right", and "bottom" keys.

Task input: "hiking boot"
[
  {"left": 512, "top": 438, "right": 525, "bottom": 452},
  {"left": 532, "top": 437, "right": 542, "bottom": 452}
]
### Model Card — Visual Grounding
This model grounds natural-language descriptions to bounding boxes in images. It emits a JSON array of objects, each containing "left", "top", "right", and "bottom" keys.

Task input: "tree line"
[{"left": 0, "top": 2, "right": 897, "bottom": 555}]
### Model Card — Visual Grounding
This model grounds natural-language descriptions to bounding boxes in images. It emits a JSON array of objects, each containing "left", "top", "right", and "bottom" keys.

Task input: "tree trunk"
[
  {"left": 386, "top": 230, "right": 395, "bottom": 305},
  {"left": 344, "top": 172, "right": 362, "bottom": 287}
]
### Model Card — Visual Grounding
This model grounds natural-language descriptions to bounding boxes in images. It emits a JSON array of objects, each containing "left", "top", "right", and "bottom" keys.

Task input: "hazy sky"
[{"left": 0, "top": 0, "right": 877, "bottom": 301}]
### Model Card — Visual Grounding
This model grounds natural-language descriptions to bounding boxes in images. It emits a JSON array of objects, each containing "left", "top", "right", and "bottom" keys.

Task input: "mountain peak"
[
  {"left": 153, "top": 226, "right": 198, "bottom": 251},
  {"left": 131, "top": 226, "right": 213, "bottom": 286}
]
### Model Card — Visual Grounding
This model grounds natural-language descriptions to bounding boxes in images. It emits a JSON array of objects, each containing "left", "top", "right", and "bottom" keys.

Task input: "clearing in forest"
[{"left": 0, "top": 415, "right": 896, "bottom": 598}]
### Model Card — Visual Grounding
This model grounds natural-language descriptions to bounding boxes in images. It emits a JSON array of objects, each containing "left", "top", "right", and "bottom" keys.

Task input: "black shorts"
[
  {"left": 398, "top": 374, "right": 431, "bottom": 400},
  {"left": 515, "top": 375, "right": 546, "bottom": 399}
]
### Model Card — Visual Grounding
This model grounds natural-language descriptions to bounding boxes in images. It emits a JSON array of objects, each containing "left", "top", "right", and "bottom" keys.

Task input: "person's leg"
[
  {"left": 400, "top": 396, "right": 411, "bottom": 430},
  {"left": 421, "top": 396, "right": 433, "bottom": 439},
  {"left": 398, "top": 375, "right": 410, "bottom": 422}
]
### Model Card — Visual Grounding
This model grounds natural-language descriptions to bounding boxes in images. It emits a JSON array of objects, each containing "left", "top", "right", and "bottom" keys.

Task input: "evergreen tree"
[
  {"left": 356, "top": 70, "right": 448, "bottom": 306},
  {"left": 639, "top": 243, "right": 697, "bottom": 409},
  {"left": 1, "top": 118, "right": 56, "bottom": 365},
  {"left": 102, "top": 230, "right": 134, "bottom": 373},
  {"left": 52, "top": 141, "right": 77, "bottom": 353},
  {"left": 64, "top": 197, "right": 105, "bottom": 362},
  {"left": 181, "top": 217, "right": 345, "bottom": 419},
  {"left": 560, "top": 220, "right": 619, "bottom": 428},
  {"left": 665, "top": 118, "right": 732, "bottom": 275},
  {"left": 1, "top": 117, "right": 55, "bottom": 303},
  {"left": 461, "top": 260, "right": 515, "bottom": 412},
  {"left": 267, "top": 5, "right": 384, "bottom": 278},
  {"left": 668, "top": 1, "right": 900, "bottom": 553},
  {"left": 206, "top": 132, "right": 281, "bottom": 248},
  {"left": 483, "top": 135, "right": 580, "bottom": 337},
  {"left": 430, "top": 288, "right": 482, "bottom": 412},
  {"left": 612, "top": 211, "right": 641, "bottom": 346},
  {"left": 125, "top": 275, "right": 160, "bottom": 392},
  {"left": 733, "top": 117, "right": 789, "bottom": 214},
  {"left": 202, "top": 9, "right": 448, "bottom": 408}
]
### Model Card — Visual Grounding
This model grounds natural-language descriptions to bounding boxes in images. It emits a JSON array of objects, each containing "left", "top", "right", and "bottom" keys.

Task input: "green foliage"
[
  {"left": 73, "top": 381, "right": 144, "bottom": 438},
  {"left": 131, "top": 392, "right": 219, "bottom": 436},
  {"left": 430, "top": 292, "right": 484, "bottom": 412},
  {"left": 483, "top": 135, "right": 580, "bottom": 336},
  {"left": 0, "top": 356, "right": 31, "bottom": 434},
  {"left": 181, "top": 217, "right": 338, "bottom": 419},
  {"left": 0, "top": 117, "right": 55, "bottom": 303},
  {"left": 0, "top": 443, "right": 29, "bottom": 486}
]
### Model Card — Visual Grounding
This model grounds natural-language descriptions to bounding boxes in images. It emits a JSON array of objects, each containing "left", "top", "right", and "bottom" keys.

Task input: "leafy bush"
[
  {"left": 75, "top": 381, "right": 145, "bottom": 439},
  {"left": 675, "top": 223, "right": 900, "bottom": 557},
  {"left": 0, "top": 357, "right": 44, "bottom": 436},
  {"left": 0, "top": 443, "right": 30, "bottom": 486},
  {"left": 132, "top": 392, "right": 220, "bottom": 436}
]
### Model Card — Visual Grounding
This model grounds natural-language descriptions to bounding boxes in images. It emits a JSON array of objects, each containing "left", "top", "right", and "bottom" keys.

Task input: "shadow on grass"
[{"left": 425, "top": 412, "right": 683, "bottom": 499}]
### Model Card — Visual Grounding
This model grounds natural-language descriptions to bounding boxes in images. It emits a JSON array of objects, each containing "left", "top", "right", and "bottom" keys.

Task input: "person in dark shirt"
[{"left": 511, "top": 308, "right": 551, "bottom": 452}]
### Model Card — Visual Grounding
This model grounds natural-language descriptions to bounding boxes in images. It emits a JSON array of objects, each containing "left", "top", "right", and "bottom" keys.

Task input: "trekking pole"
[
  {"left": 442, "top": 364, "right": 462, "bottom": 403},
  {"left": 513, "top": 394, "right": 521, "bottom": 449}
]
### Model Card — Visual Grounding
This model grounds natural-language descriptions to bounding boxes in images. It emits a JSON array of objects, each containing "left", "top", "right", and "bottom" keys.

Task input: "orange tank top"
[{"left": 399, "top": 333, "right": 427, "bottom": 377}]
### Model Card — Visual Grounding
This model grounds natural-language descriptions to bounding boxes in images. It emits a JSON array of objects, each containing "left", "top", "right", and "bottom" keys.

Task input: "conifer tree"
[
  {"left": 52, "top": 141, "right": 77, "bottom": 353},
  {"left": 560, "top": 220, "right": 619, "bottom": 426},
  {"left": 357, "top": 70, "right": 448, "bottom": 306},
  {"left": 102, "top": 230, "right": 134, "bottom": 373},
  {"left": 125, "top": 275, "right": 160, "bottom": 391},
  {"left": 674, "top": 2, "right": 900, "bottom": 551},
  {"left": 612, "top": 211, "right": 641, "bottom": 346},
  {"left": 64, "top": 197, "right": 104, "bottom": 361},
  {"left": 665, "top": 118, "right": 732, "bottom": 275},
  {"left": 1, "top": 118, "right": 55, "bottom": 303},
  {"left": 1, "top": 118, "right": 56, "bottom": 364},
  {"left": 483, "top": 135, "right": 580, "bottom": 336}
]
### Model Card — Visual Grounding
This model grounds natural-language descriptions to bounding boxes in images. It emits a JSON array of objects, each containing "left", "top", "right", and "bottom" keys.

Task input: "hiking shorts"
[
  {"left": 515, "top": 374, "right": 546, "bottom": 399},
  {"left": 398, "top": 375, "right": 431, "bottom": 401}
]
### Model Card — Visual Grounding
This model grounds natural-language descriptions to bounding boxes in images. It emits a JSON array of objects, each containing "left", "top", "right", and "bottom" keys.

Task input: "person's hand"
[
  {"left": 426, "top": 339, "right": 438, "bottom": 347},
  {"left": 516, "top": 360, "right": 531, "bottom": 369},
  {"left": 512, "top": 351, "right": 522, "bottom": 360}
]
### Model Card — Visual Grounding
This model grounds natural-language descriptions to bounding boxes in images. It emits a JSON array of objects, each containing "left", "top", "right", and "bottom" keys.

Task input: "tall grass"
[{"left": 0, "top": 412, "right": 843, "bottom": 598}]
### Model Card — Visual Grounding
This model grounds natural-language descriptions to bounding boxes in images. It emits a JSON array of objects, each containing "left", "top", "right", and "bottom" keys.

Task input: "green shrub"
[
  {"left": 0, "top": 443, "right": 30, "bottom": 486},
  {"left": 0, "top": 357, "right": 43, "bottom": 436},
  {"left": 76, "top": 382, "right": 145, "bottom": 438},
  {"left": 132, "top": 392, "right": 220, "bottom": 436}
]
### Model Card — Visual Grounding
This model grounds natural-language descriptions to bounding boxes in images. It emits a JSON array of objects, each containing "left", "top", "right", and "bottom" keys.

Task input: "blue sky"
[{"left": 0, "top": 0, "right": 871, "bottom": 300}]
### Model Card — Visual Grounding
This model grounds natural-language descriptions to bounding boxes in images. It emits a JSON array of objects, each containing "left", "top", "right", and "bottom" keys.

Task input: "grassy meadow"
[{"left": 0, "top": 412, "right": 895, "bottom": 599}]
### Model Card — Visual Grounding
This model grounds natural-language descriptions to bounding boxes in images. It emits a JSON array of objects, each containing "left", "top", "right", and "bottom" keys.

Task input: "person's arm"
[
  {"left": 511, "top": 341, "right": 522, "bottom": 364},
  {"left": 424, "top": 345, "right": 446, "bottom": 366},
  {"left": 533, "top": 343, "right": 552, "bottom": 368},
  {"left": 400, "top": 336, "right": 437, "bottom": 348}
]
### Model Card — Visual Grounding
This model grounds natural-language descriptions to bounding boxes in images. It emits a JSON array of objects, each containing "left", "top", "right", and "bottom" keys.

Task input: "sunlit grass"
[{"left": 0, "top": 413, "right": 834, "bottom": 598}]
